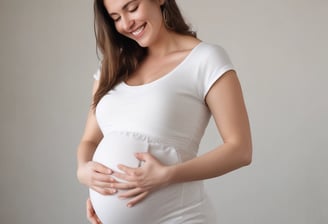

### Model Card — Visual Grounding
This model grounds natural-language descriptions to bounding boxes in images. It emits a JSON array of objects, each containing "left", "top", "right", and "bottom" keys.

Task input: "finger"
[
  {"left": 116, "top": 164, "right": 136, "bottom": 176},
  {"left": 86, "top": 198, "right": 96, "bottom": 220},
  {"left": 92, "top": 186, "right": 117, "bottom": 195},
  {"left": 93, "top": 172, "right": 117, "bottom": 184},
  {"left": 93, "top": 217, "right": 102, "bottom": 224},
  {"left": 116, "top": 165, "right": 142, "bottom": 177},
  {"left": 90, "top": 174, "right": 117, "bottom": 189},
  {"left": 112, "top": 171, "right": 134, "bottom": 182},
  {"left": 90, "top": 216, "right": 99, "bottom": 224},
  {"left": 86, "top": 198, "right": 93, "bottom": 215},
  {"left": 92, "top": 162, "right": 113, "bottom": 174},
  {"left": 93, "top": 179, "right": 118, "bottom": 189},
  {"left": 135, "top": 152, "right": 161, "bottom": 167},
  {"left": 126, "top": 191, "right": 149, "bottom": 207},
  {"left": 118, "top": 187, "right": 144, "bottom": 199},
  {"left": 91, "top": 217, "right": 101, "bottom": 224},
  {"left": 110, "top": 181, "right": 136, "bottom": 190},
  {"left": 135, "top": 152, "right": 151, "bottom": 161},
  {"left": 87, "top": 198, "right": 102, "bottom": 224}
]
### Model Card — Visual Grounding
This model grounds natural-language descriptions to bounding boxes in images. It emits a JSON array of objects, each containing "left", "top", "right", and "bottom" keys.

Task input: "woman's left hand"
[{"left": 111, "top": 152, "right": 172, "bottom": 207}]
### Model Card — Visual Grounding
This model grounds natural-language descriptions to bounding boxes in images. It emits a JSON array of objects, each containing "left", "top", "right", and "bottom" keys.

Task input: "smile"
[{"left": 131, "top": 24, "right": 146, "bottom": 37}]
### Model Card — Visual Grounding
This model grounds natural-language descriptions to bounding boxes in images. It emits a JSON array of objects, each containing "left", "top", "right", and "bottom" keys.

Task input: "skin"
[
  {"left": 77, "top": 0, "right": 252, "bottom": 223},
  {"left": 86, "top": 198, "right": 102, "bottom": 224}
]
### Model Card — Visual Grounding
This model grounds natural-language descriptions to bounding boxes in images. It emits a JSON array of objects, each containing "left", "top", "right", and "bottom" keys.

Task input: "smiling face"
[{"left": 104, "top": 0, "right": 166, "bottom": 47}]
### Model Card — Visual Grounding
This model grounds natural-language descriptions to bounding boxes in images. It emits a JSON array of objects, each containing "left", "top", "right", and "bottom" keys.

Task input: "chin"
[{"left": 134, "top": 39, "right": 150, "bottom": 48}]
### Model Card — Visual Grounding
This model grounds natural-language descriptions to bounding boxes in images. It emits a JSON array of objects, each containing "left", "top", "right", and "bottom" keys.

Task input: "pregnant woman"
[{"left": 77, "top": 0, "right": 252, "bottom": 223}]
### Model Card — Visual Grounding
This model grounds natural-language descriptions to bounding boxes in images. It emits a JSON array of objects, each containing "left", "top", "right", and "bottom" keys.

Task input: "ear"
[{"left": 159, "top": 0, "right": 165, "bottom": 6}]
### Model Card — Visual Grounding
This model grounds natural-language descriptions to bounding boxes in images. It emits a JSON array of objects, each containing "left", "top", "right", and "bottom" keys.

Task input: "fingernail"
[{"left": 127, "top": 204, "right": 132, "bottom": 208}]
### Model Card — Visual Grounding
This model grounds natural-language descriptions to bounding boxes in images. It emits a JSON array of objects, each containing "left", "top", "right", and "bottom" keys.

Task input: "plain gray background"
[{"left": 0, "top": 0, "right": 327, "bottom": 223}]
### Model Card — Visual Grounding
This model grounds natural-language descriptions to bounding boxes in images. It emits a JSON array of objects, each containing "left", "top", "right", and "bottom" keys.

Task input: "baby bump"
[
  {"left": 90, "top": 132, "right": 182, "bottom": 224},
  {"left": 92, "top": 132, "right": 149, "bottom": 174}
]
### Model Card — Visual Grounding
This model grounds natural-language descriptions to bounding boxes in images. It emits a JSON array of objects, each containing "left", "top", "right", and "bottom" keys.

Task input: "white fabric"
[{"left": 90, "top": 42, "right": 234, "bottom": 224}]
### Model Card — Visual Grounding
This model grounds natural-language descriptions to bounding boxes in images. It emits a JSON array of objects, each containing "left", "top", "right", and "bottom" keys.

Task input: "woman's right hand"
[
  {"left": 77, "top": 161, "right": 118, "bottom": 195},
  {"left": 87, "top": 197, "right": 102, "bottom": 224}
]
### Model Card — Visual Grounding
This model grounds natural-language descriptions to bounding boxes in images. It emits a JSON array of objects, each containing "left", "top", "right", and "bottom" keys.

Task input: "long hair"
[{"left": 92, "top": 0, "right": 196, "bottom": 108}]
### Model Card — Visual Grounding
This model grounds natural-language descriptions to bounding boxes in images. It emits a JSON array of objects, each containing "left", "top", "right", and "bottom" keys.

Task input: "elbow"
[
  {"left": 241, "top": 143, "right": 252, "bottom": 166},
  {"left": 242, "top": 152, "right": 252, "bottom": 166},
  {"left": 232, "top": 139, "right": 252, "bottom": 167}
]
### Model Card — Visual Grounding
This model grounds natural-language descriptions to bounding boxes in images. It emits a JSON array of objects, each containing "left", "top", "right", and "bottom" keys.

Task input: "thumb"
[
  {"left": 93, "top": 162, "right": 112, "bottom": 174},
  {"left": 135, "top": 152, "right": 152, "bottom": 161}
]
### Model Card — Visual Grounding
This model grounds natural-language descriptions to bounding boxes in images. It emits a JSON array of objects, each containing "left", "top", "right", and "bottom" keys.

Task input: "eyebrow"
[{"left": 109, "top": 0, "right": 137, "bottom": 16}]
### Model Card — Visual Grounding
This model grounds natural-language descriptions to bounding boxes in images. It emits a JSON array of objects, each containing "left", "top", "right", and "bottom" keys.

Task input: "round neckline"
[{"left": 121, "top": 41, "right": 204, "bottom": 89}]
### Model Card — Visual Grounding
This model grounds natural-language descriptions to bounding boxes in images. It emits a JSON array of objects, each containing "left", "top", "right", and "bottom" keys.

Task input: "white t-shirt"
[{"left": 90, "top": 42, "right": 234, "bottom": 224}]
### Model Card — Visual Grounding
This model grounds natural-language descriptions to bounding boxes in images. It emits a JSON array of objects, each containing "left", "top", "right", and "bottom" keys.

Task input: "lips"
[{"left": 131, "top": 24, "right": 146, "bottom": 37}]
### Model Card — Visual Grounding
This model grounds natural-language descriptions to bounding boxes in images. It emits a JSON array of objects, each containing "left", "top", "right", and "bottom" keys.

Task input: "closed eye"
[
  {"left": 112, "top": 16, "right": 121, "bottom": 22},
  {"left": 129, "top": 5, "right": 138, "bottom": 12},
  {"left": 109, "top": 0, "right": 139, "bottom": 22}
]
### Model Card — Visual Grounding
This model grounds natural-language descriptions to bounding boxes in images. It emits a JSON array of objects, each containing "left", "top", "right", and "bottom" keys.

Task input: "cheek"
[
  {"left": 140, "top": 2, "right": 163, "bottom": 23},
  {"left": 114, "top": 22, "right": 124, "bottom": 35},
  {"left": 149, "top": 8, "right": 163, "bottom": 24}
]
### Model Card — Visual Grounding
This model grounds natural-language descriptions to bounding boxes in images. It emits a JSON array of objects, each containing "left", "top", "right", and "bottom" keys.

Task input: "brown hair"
[{"left": 92, "top": 0, "right": 196, "bottom": 108}]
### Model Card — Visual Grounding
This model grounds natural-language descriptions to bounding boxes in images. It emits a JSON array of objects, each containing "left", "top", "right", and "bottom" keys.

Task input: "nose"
[{"left": 121, "top": 15, "right": 135, "bottom": 31}]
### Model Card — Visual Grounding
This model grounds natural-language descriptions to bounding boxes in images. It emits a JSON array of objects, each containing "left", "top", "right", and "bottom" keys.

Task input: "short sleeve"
[{"left": 198, "top": 44, "right": 235, "bottom": 100}]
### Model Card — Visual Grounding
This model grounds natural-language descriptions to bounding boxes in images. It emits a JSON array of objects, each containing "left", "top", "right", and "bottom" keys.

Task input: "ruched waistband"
[{"left": 103, "top": 130, "right": 199, "bottom": 160}]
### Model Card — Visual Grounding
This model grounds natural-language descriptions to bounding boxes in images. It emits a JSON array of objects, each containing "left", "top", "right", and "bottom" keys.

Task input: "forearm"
[
  {"left": 168, "top": 142, "right": 252, "bottom": 184},
  {"left": 77, "top": 141, "right": 98, "bottom": 168}
]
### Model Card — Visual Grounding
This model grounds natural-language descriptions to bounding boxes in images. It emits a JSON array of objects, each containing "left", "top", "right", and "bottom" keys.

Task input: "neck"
[{"left": 147, "top": 30, "right": 186, "bottom": 57}]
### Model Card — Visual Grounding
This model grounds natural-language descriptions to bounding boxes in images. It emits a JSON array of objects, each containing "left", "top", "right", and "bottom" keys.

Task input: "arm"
[
  {"left": 76, "top": 80, "right": 118, "bottom": 195},
  {"left": 113, "top": 70, "right": 252, "bottom": 206},
  {"left": 168, "top": 70, "right": 252, "bottom": 183}
]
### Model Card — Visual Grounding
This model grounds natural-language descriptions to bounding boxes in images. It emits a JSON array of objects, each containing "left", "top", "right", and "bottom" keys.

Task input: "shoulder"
[
  {"left": 196, "top": 42, "right": 230, "bottom": 60},
  {"left": 191, "top": 42, "right": 233, "bottom": 70},
  {"left": 191, "top": 42, "right": 235, "bottom": 99}
]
